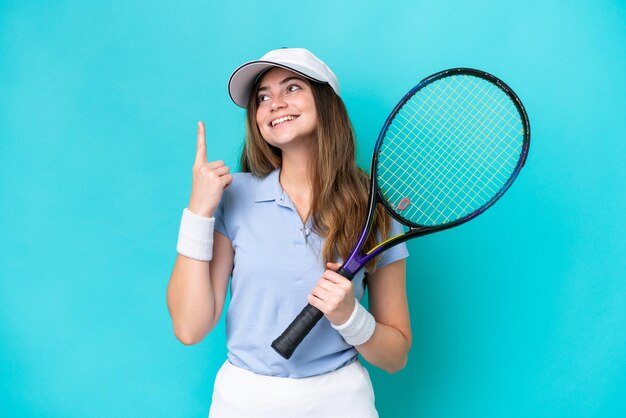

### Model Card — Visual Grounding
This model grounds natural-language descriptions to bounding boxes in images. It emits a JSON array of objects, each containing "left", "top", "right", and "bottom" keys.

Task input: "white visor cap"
[{"left": 228, "top": 48, "right": 340, "bottom": 108}]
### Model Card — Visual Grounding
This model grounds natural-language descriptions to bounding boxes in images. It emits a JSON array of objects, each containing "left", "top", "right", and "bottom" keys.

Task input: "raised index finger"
[{"left": 195, "top": 121, "right": 207, "bottom": 164}]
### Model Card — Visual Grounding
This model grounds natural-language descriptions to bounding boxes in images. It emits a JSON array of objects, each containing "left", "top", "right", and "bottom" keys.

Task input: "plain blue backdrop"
[{"left": 1, "top": 0, "right": 624, "bottom": 417}]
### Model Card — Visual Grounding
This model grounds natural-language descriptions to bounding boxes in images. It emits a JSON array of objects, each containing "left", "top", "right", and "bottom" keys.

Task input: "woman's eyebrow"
[{"left": 258, "top": 76, "right": 305, "bottom": 92}]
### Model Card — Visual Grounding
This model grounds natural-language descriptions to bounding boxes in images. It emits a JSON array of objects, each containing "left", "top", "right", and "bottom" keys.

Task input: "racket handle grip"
[
  {"left": 271, "top": 267, "right": 355, "bottom": 359},
  {"left": 271, "top": 304, "right": 324, "bottom": 359}
]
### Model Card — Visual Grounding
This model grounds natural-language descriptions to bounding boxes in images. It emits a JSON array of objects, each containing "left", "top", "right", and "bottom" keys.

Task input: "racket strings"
[
  {"left": 396, "top": 78, "right": 521, "bottom": 222},
  {"left": 376, "top": 86, "right": 488, "bottom": 217},
  {"left": 381, "top": 98, "right": 505, "bottom": 222},
  {"left": 377, "top": 74, "right": 524, "bottom": 226},
  {"left": 398, "top": 89, "right": 519, "bottom": 223},
  {"left": 378, "top": 85, "right": 474, "bottom": 223},
  {"left": 391, "top": 86, "right": 507, "bottom": 211},
  {"left": 409, "top": 78, "right": 519, "bottom": 187},
  {"left": 404, "top": 81, "right": 519, "bottom": 205}
]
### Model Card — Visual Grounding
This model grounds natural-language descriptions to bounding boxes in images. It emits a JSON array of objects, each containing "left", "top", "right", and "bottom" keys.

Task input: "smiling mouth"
[{"left": 270, "top": 115, "right": 299, "bottom": 127}]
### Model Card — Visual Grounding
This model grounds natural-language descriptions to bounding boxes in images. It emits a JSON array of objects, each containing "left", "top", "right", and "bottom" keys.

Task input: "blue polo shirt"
[{"left": 214, "top": 169, "right": 409, "bottom": 378}]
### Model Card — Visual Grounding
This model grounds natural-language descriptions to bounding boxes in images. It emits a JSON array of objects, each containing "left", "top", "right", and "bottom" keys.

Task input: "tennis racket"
[{"left": 271, "top": 68, "right": 530, "bottom": 359}]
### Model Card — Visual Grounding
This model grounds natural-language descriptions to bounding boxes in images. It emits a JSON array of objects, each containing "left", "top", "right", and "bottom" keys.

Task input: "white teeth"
[{"left": 271, "top": 115, "right": 298, "bottom": 127}]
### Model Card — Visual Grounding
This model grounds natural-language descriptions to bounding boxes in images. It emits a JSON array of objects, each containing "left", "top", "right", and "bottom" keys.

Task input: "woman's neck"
[
  {"left": 279, "top": 148, "right": 313, "bottom": 223},
  {"left": 279, "top": 144, "right": 313, "bottom": 193}
]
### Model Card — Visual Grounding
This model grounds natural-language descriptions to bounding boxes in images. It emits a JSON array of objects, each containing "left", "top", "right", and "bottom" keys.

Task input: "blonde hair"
[{"left": 240, "top": 78, "right": 390, "bottom": 272}]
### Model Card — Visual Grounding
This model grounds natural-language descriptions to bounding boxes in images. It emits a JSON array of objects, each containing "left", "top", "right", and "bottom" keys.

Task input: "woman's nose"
[{"left": 270, "top": 97, "right": 287, "bottom": 111}]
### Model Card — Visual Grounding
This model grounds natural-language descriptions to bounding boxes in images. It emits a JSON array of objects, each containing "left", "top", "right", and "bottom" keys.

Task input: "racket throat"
[
  {"left": 340, "top": 255, "right": 367, "bottom": 280},
  {"left": 336, "top": 265, "right": 356, "bottom": 280}
]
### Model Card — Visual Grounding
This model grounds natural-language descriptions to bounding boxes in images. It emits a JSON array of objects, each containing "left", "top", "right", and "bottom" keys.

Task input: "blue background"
[{"left": 1, "top": 0, "right": 624, "bottom": 417}]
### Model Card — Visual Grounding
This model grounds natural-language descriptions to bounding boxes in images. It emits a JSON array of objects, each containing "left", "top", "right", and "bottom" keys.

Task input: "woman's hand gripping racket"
[{"left": 272, "top": 68, "right": 531, "bottom": 359}]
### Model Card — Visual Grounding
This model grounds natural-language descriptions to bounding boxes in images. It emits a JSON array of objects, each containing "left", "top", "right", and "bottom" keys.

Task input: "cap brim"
[{"left": 228, "top": 60, "right": 327, "bottom": 108}]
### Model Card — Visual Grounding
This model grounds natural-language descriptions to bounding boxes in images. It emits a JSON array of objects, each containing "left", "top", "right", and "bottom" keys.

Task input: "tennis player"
[{"left": 167, "top": 48, "right": 411, "bottom": 417}]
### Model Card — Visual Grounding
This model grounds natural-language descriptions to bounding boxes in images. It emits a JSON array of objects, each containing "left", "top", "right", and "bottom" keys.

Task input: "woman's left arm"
[
  {"left": 355, "top": 259, "right": 411, "bottom": 373},
  {"left": 309, "top": 259, "right": 411, "bottom": 374}
]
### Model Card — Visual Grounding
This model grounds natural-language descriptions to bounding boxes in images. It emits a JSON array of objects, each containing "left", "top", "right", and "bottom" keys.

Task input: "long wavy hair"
[{"left": 240, "top": 76, "right": 390, "bottom": 272}]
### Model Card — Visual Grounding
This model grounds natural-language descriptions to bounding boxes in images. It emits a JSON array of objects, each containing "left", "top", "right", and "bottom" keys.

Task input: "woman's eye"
[
  {"left": 257, "top": 94, "right": 269, "bottom": 103},
  {"left": 287, "top": 84, "right": 301, "bottom": 93}
]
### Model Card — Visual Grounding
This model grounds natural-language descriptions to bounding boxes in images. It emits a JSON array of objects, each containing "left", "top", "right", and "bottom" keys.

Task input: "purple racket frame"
[{"left": 271, "top": 68, "right": 531, "bottom": 360}]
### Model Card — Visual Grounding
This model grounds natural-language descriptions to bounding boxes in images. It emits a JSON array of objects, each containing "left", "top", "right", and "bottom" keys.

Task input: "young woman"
[{"left": 167, "top": 48, "right": 411, "bottom": 417}]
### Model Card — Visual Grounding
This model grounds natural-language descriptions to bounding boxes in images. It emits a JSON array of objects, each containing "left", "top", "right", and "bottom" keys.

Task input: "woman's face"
[{"left": 255, "top": 67, "right": 318, "bottom": 152}]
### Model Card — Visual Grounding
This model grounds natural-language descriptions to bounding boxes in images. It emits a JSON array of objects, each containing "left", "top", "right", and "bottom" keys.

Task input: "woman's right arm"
[
  {"left": 166, "top": 121, "right": 233, "bottom": 345},
  {"left": 167, "top": 231, "right": 233, "bottom": 345}
]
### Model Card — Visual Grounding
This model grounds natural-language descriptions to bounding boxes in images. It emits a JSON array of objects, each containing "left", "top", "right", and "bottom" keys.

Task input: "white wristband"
[
  {"left": 176, "top": 208, "right": 215, "bottom": 261},
  {"left": 331, "top": 298, "right": 376, "bottom": 346}
]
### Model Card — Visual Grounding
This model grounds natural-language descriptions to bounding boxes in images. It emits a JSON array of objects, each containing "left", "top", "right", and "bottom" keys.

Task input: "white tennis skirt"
[{"left": 208, "top": 359, "right": 379, "bottom": 418}]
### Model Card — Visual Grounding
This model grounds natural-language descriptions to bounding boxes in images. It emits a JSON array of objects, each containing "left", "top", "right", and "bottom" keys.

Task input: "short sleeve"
[
  {"left": 374, "top": 218, "right": 409, "bottom": 270},
  {"left": 213, "top": 196, "right": 228, "bottom": 238}
]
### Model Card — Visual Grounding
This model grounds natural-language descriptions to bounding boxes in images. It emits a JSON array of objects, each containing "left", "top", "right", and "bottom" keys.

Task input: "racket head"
[{"left": 373, "top": 68, "right": 530, "bottom": 231}]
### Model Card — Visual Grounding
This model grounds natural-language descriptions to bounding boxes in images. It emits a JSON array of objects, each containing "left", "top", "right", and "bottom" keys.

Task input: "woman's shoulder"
[
  {"left": 229, "top": 171, "right": 264, "bottom": 188},
  {"left": 224, "top": 171, "right": 273, "bottom": 198}
]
